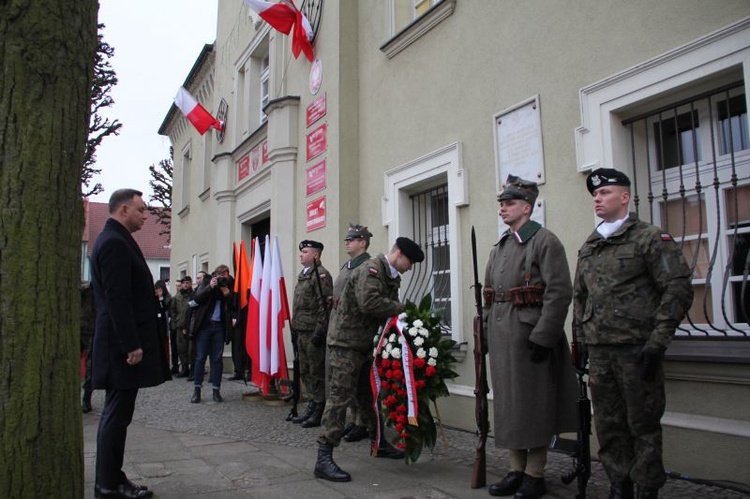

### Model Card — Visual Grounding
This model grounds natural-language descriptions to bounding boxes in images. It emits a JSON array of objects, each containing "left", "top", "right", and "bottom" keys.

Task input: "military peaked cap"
[
  {"left": 345, "top": 224, "right": 373, "bottom": 241},
  {"left": 497, "top": 174, "right": 539, "bottom": 205},
  {"left": 299, "top": 240, "right": 324, "bottom": 251},
  {"left": 396, "top": 237, "right": 425, "bottom": 263},
  {"left": 586, "top": 168, "right": 631, "bottom": 194}
]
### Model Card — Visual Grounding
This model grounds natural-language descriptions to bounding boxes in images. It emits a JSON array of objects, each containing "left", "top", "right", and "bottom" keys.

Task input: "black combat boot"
[
  {"left": 609, "top": 478, "right": 634, "bottom": 499},
  {"left": 514, "top": 474, "right": 546, "bottom": 499},
  {"left": 489, "top": 470, "right": 524, "bottom": 496},
  {"left": 343, "top": 425, "right": 368, "bottom": 442},
  {"left": 371, "top": 434, "right": 405, "bottom": 459},
  {"left": 301, "top": 402, "right": 324, "bottom": 428},
  {"left": 190, "top": 387, "right": 201, "bottom": 403},
  {"left": 313, "top": 443, "right": 351, "bottom": 482},
  {"left": 82, "top": 390, "right": 93, "bottom": 414},
  {"left": 292, "top": 401, "right": 316, "bottom": 424},
  {"left": 212, "top": 389, "right": 223, "bottom": 403}
]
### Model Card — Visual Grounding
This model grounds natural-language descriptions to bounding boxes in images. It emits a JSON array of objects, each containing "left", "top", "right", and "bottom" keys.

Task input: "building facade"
[{"left": 159, "top": 0, "right": 750, "bottom": 482}]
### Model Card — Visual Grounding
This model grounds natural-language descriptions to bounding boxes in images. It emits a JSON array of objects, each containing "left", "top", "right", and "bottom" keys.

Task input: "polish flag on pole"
[
  {"left": 269, "top": 235, "right": 290, "bottom": 379},
  {"left": 258, "top": 235, "right": 273, "bottom": 391},
  {"left": 246, "top": 238, "right": 264, "bottom": 391},
  {"left": 244, "top": 0, "right": 315, "bottom": 62},
  {"left": 174, "top": 87, "right": 224, "bottom": 135}
]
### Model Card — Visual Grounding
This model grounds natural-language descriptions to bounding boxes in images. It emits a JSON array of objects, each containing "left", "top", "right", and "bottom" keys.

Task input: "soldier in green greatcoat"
[
  {"left": 314, "top": 237, "right": 424, "bottom": 482},
  {"left": 573, "top": 168, "right": 693, "bottom": 499}
]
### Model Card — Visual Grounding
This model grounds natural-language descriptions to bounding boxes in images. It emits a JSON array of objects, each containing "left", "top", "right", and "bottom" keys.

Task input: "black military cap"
[
  {"left": 345, "top": 224, "right": 373, "bottom": 242},
  {"left": 586, "top": 168, "right": 631, "bottom": 194},
  {"left": 180, "top": 276, "right": 192, "bottom": 282},
  {"left": 396, "top": 237, "right": 425, "bottom": 263},
  {"left": 299, "top": 240, "right": 324, "bottom": 251},
  {"left": 497, "top": 174, "right": 539, "bottom": 205}
]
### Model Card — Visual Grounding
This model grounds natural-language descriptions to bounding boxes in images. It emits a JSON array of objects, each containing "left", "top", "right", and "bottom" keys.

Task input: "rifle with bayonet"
[
  {"left": 561, "top": 336, "right": 591, "bottom": 498},
  {"left": 470, "top": 226, "right": 490, "bottom": 489}
]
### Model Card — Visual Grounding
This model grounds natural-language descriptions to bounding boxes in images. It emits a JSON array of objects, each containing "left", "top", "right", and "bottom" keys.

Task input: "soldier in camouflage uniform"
[
  {"left": 314, "top": 237, "right": 424, "bottom": 482},
  {"left": 291, "top": 240, "right": 333, "bottom": 428},
  {"left": 573, "top": 168, "right": 693, "bottom": 499},
  {"left": 170, "top": 276, "right": 194, "bottom": 377},
  {"left": 331, "top": 224, "right": 373, "bottom": 443}
]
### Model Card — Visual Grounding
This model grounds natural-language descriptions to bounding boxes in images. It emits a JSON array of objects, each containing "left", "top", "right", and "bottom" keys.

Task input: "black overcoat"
[{"left": 90, "top": 218, "right": 170, "bottom": 389}]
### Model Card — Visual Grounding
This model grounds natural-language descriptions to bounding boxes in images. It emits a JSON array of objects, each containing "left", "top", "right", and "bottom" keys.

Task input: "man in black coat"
[{"left": 90, "top": 189, "right": 170, "bottom": 499}]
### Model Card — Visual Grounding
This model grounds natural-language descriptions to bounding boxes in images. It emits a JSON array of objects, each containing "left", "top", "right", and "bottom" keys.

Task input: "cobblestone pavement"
[{"left": 83, "top": 376, "right": 750, "bottom": 498}]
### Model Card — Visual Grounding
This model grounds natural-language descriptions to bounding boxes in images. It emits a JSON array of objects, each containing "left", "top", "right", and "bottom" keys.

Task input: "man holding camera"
[
  {"left": 291, "top": 240, "right": 333, "bottom": 428},
  {"left": 189, "top": 264, "right": 234, "bottom": 403}
]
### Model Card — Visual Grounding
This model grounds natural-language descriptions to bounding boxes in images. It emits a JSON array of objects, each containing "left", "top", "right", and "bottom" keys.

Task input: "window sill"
[
  {"left": 666, "top": 339, "right": 750, "bottom": 364},
  {"left": 380, "top": 0, "right": 456, "bottom": 59},
  {"left": 177, "top": 205, "right": 190, "bottom": 219},
  {"left": 199, "top": 188, "right": 211, "bottom": 202}
]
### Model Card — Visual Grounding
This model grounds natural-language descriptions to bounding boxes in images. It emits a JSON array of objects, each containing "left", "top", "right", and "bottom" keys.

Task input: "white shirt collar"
[{"left": 597, "top": 213, "right": 629, "bottom": 239}]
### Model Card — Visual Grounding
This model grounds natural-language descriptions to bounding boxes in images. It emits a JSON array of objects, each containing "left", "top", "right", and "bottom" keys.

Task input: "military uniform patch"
[
  {"left": 369, "top": 268, "right": 379, "bottom": 276},
  {"left": 660, "top": 233, "right": 674, "bottom": 242}
]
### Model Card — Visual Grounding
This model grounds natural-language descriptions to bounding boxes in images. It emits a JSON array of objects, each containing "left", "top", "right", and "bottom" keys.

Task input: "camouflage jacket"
[
  {"left": 292, "top": 262, "right": 333, "bottom": 334},
  {"left": 573, "top": 213, "right": 694, "bottom": 349},
  {"left": 169, "top": 289, "right": 193, "bottom": 331},
  {"left": 327, "top": 252, "right": 370, "bottom": 336},
  {"left": 331, "top": 253, "right": 404, "bottom": 353}
]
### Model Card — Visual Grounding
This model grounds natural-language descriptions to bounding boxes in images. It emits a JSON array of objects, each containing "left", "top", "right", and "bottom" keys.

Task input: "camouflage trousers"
[
  {"left": 297, "top": 331, "right": 326, "bottom": 403},
  {"left": 317, "top": 347, "right": 376, "bottom": 447},
  {"left": 588, "top": 344, "right": 666, "bottom": 488}
]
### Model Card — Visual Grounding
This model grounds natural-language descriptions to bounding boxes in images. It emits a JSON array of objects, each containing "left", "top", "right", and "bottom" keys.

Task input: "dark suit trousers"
[{"left": 96, "top": 387, "right": 139, "bottom": 488}]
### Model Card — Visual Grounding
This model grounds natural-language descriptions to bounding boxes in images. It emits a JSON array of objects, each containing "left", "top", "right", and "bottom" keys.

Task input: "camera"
[{"left": 213, "top": 273, "right": 230, "bottom": 288}]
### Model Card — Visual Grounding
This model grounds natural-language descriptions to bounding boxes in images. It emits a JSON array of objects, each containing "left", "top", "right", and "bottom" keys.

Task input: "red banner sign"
[
  {"left": 306, "top": 196, "right": 326, "bottom": 232},
  {"left": 306, "top": 123, "right": 327, "bottom": 161},
  {"left": 238, "top": 154, "right": 250, "bottom": 181},
  {"left": 306, "top": 93, "right": 327, "bottom": 127},
  {"left": 306, "top": 159, "right": 327, "bottom": 196}
]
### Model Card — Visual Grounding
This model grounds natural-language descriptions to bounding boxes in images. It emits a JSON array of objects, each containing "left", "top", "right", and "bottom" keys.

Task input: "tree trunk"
[{"left": 0, "top": 2, "right": 98, "bottom": 497}]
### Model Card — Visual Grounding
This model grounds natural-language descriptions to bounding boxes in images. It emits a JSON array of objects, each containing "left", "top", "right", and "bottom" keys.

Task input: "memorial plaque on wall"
[
  {"left": 306, "top": 123, "right": 327, "bottom": 161},
  {"left": 306, "top": 93, "right": 327, "bottom": 127},
  {"left": 237, "top": 154, "right": 250, "bottom": 181},
  {"left": 306, "top": 159, "right": 327, "bottom": 196},
  {"left": 495, "top": 96, "right": 545, "bottom": 186}
]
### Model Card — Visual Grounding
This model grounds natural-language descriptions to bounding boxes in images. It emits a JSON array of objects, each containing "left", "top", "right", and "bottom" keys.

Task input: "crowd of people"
[{"left": 81, "top": 169, "right": 693, "bottom": 498}]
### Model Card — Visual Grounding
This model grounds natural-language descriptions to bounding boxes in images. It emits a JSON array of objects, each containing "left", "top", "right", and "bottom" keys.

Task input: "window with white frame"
[
  {"left": 575, "top": 18, "right": 750, "bottom": 341},
  {"left": 381, "top": 0, "right": 456, "bottom": 58},
  {"left": 382, "top": 142, "right": 468, "bottom": 340},
  {"left": 259, "top": 54, "right": 269, "bottom": 124},
  {"left": 180, "top": 143, "right": 192, "bottom": 214}
]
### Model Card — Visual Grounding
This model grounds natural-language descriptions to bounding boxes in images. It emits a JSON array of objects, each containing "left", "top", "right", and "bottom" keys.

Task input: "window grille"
[
  {"left": 401, "top": 184, "right": 452, "bottom": 330},
  {"left": 622, "top": 81, "right": 750, "bottom": 338}
]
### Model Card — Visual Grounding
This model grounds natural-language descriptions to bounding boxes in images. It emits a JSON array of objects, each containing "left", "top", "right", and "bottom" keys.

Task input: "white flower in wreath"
[
  {"left": 385, "top": 343, "right": 393, "bottom": 353},
  {"left": 429, "top": 347, "right": 439, "bottom": 358},
  {"left": 391, "top": 347, "right": 401, "bottom": 358},
  {"left": 408, "top": 327, "right": 418, "bottom": 337},
  {"left": 418, "top": 327, "right": 429, "bottom": 337},
  {"left": 389, "top": 333, "right": 397, "bottom": 343},
  {"left": 398, "top": 312, "right": 408, "bottom": 320},
  {"left": 427, "top": 357, "right": 437, "bottom": 367},
  {"left": 413, "top": 319, "right": 424, "bottom": 328},
  {"left": 413, "top": 336, "right": 425, "bottom": 347},
  {"left": 416, "top": 347, "right": 427, "bottom": 359},
  {"left": 382, "top": 349, "right": 390, "bottom": 359}
]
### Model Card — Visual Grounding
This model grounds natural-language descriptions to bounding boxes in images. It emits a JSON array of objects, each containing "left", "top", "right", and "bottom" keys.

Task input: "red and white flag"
[
  {"left": 246, "top": 238, "right": 264, "bottom": 391},
  {"left": 174, "top": 87, "right": 224, "bottom": 135},
  {"left": 244, "top": 0, "right": 314, "bottom": 62},
  {"left": 269, "top": 235, "right": 290, "bottom": 378}
]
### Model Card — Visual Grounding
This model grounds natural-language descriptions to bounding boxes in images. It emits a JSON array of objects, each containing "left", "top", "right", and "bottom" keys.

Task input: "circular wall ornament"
[{"left": 309, "top": 59, "right": 323, "bottom": 95}]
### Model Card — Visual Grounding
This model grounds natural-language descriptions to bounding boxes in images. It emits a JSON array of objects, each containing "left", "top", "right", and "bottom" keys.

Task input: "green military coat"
[
  {"left": 484, "top": 221, "right": 578, "bottom": 449},
  {"left": 292, "top": 262, "right": 333, "bottom": 334}
]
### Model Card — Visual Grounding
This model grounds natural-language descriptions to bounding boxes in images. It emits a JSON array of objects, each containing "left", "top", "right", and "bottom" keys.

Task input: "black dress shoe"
[
  {"left": 227, "top": 373, "right": 243, "bottom": 381},
  {"left": 514, "top": 474, "right": 546, "bottom": 499},
  {"left": 341, "top": 422, "right": 356, "bottom": 437},
  {"left": 489, "top": 470, "right": 524, "bottom": 496},
  {"left": 95, "top": 480, "right": 148, "bottom": 498},
  {"left": 96, "top": 483, "right": 153, "bottom": 498},
  {"left": 342, "top": 425, "right": 368, "bottom": 442}
]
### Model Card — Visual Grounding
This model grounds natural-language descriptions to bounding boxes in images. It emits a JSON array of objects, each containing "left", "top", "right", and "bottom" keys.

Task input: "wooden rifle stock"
[
  {"left": 470, "top": 227, "right": 490, "bottom": 489},
  {"left": 562, "top": 339, "right": 591, "bottom": 498}
]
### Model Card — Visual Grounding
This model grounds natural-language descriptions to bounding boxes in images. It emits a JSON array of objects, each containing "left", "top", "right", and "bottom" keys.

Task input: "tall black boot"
[
  {"left": 313, "top": 443, "right": 351, "bottom": 482},
  {"left": 301, "top": 402, "right": 324, "bottom": 428},
  {"left": 81, "top": 389, "right": 93, "bottom": 414},
  {"left": 292, "top": 401, "right": 316, "bottom": 424},
  {"left": 371, "top": 433, "right": 405, "bottom": 459}
]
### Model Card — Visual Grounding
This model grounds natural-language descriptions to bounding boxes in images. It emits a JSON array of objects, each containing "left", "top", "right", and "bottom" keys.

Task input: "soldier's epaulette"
[
  {"left": 368, "top": 267, "right": 379, "bottom": 276},
  {"left": 660, "top": 232, "right": 674, "bottom": 242}
]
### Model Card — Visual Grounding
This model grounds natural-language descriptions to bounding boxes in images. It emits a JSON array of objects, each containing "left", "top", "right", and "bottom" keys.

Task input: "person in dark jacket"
[
  {"left": 81, "top": 280, "right": 96, "bottom": 413},
  {"left": 189, "top": 264, "right": 234, "bottom": 403},
  {"left": 154, "top": 279, "right": 172, "bottom": 370},
  {"left": 90, "top": 188, "right": 170, "bottom": 499}
]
